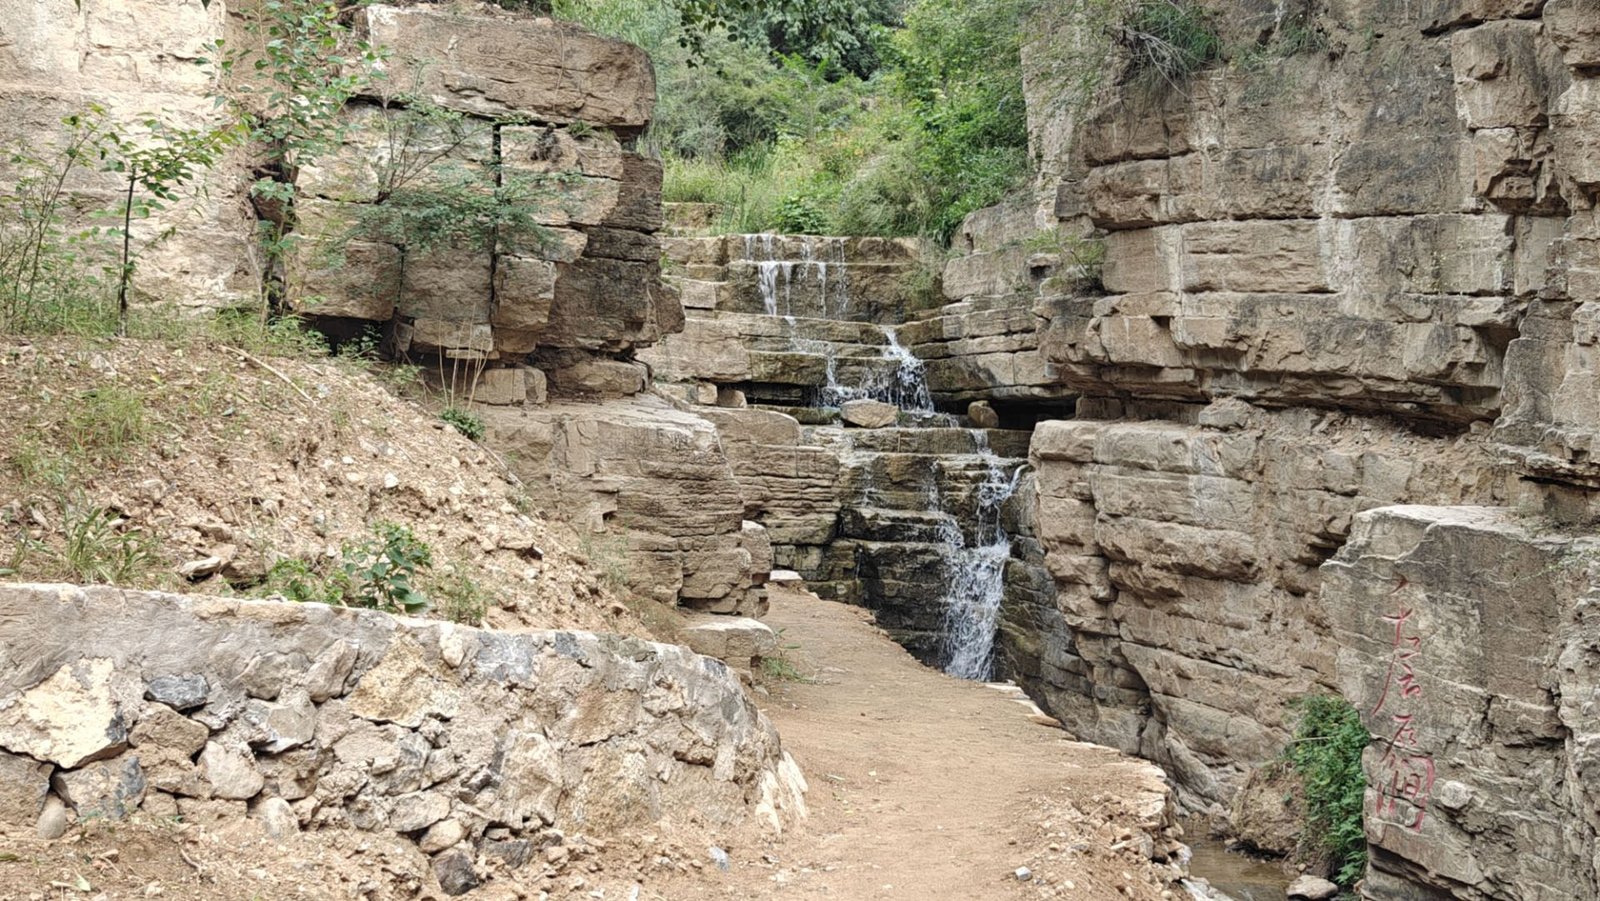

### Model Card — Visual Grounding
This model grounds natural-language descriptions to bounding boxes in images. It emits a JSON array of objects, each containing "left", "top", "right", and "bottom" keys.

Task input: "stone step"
[
  {"left": 837, "top": 427, "right": 1033, "bottom": 458},
  {"left": 685, "top": 309, "right": 893, "bottom": 346},
  {"left": 839, "top": 507, "right": 957, "bottom": 544},
  {"left": 680, "top": 615, "right": 778, "bottom": 673}
]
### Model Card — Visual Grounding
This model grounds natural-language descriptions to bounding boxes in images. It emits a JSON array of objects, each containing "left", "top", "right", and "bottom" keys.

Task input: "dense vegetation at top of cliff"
[
  {"left": 554, "top": 0, "right": 1036, "bottom": 242},
  {"left": 555, "top": 0, "right": 1229, "bottom": 243}
]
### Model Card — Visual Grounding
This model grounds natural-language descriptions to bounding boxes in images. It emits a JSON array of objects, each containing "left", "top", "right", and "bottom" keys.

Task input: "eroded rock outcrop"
[
  {"left": 0, "top": 584, "right": 805, "bottom": 894},
  {"left": 967, "top": 0, "right": 1600, "bottom": 894},
  {"left": 483, "top": 396, "right": 771, "bottom": 617},
  {"left": 1324, "top": 506, "right": 1600, "bottom": 899},
  {"left": 1027, "top": 409, "right": 1508, "bottom": 807},
  {"left": 0, "top": 0, "right": 258, "bottom": 307}
]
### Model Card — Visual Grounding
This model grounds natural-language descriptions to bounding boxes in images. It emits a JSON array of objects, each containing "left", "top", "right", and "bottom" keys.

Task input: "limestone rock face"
[
  {"left": 359, "top": 5, "right": 655, "bottom": 130},
  {"left": 0, "top": 0, "right": 257, "bottom": 309},
  {"left": 840, "top": 399, "right": 899, "bottom": 428},
  {"left": 483, "top": 396, "right": 769, "bottom": 614},
  {"left": 296, "top": 11, "right": 673, "bottom": 361},
  {"left": 1324, "top": 507, "right": 1600, "bottom": 900},
  {"left": 951, "top": 4, "right": 1600, "bottom": 893},
  {"left": 0, "top": 585, "right": 805, "bottom": 889},
  {"left": 1027, "top": 409, "right": 1506, "bottom": 807},
  {"left": 0, "top": 0, "right": 678, "bottom": 389}
]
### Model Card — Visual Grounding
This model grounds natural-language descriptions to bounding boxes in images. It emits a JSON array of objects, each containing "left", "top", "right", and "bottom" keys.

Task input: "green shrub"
[
  {"left": 267, "top": 523, "right": 436, "bottom": 616},
  {"left": 440, "top": 407, "right": 486, "bottom": 442},
  {"left": 341, "top": 522, "right": 434, "bottom": 616},
  {"left": 432, "top": 571, "right": 491, "bottom": 626},
  {"left": 772, "top": 193, "right": 831, "bottom": 234},
  {"left": 264, "top": 557, "right": 350, "bottom": 605},
  {"left": 1286, "top": 694, "right": 1370, "bottom": 887}
]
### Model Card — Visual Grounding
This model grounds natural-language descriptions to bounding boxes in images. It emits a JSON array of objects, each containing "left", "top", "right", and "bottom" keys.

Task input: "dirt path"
[{"left": 656, "top": 585, "right": 1185, "bottom": 900}]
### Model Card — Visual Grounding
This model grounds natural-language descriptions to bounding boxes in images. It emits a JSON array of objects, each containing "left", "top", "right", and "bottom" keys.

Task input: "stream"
[{"left": 1181, "top": 823, "right": 1292, "bottom": 901}]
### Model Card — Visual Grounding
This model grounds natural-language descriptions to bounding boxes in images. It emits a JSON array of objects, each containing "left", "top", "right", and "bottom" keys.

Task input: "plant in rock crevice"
[
  {"left": 1285, "top": 694, "right": 1371, "bottom": 888},
  {"left": 205, "top": 0, "right": 385, "bottom": 311},
  {"left": 265, "top": 521, "right": 437, "bottom": 615}
]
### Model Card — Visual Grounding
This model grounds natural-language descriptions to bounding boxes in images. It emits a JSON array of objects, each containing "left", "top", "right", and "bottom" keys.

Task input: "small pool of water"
[{"left": 1181, "top": 825, "right": 1291, "bottom": 901}]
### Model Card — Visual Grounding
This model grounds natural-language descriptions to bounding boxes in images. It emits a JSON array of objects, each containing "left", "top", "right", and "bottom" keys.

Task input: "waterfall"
[
  {"left": 746, "top": 234, "right": 784, "bottom": 316},
  {"left": 743, "top": 234, "right": 847, "bottom": 319},
  {"left": 938, "top": 435, "right": 1024, "bottom": 682},
  {"left": 883, "top": 328, "right": 934, "bottom": 414}
]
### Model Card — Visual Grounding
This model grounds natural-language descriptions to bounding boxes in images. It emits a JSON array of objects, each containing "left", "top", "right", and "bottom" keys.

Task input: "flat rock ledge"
[{"left": 0, "top": 584, "right": 806, "bottom": 895}]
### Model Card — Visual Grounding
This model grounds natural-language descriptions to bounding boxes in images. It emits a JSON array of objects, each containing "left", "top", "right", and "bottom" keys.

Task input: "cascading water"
[
  {"left": 736, "top": 231, "right": 1026, "bottom": 682},
  {"left": 743, "top": 234, "right": 848, "bottom": 319},
  {"left": 937, "top": 434, "right": 1024, "bottom": 681},
  {"left": 882, "top": 328, "right": 934, "bottom": 414}
]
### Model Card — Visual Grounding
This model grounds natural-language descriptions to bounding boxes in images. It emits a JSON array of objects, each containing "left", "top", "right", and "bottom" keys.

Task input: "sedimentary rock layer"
[
  {"left": 1026, "top": 405, "right": 1508, "bottom": 807},
  {"left": 1325, "top": 505, "right": 1600, "bottom": 900}
]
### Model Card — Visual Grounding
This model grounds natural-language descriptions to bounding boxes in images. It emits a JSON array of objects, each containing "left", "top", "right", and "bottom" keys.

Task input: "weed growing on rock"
[
  {"left": 263, "top": 557, "right": 351, "bottom": 606},
  {"left": 1286, "top": 694, "right": 1369, "bottom": 888},
  {"left": 756, "top": 628, "right": 814, "bottom": 683},
  {"left": 26, "top": 503, "right": 160, "bottom": 585},
  {"left": 264, "top": 523, "right": 437, "bottom": 615},
  {"left": 1114, "top": 0, "right": 1222, "bottom": 91},
  {"left": 432, "top": 570, "right": 491, "bottom": 626}
]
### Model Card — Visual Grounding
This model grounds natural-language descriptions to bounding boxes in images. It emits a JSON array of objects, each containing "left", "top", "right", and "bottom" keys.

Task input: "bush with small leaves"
[
  {"left": 440, "top": 407, "right": 486, "bottom": 442},
  {"left": 341, "top": 522, "right": 434, "bottom": 616}
]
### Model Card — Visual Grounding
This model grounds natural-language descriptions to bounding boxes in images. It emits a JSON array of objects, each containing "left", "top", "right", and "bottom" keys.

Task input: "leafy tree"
[{"left": 99, "top": 119, "right": 246, "bottom": 334}]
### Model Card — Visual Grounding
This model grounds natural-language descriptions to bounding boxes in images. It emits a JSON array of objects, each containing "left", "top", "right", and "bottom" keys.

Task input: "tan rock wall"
[
  {"left": 1324, "top": 506, "right": 1600, "bottom": 900},
  {"left": 957, "top": 1, "right": 1600, "bottom": 891},
  {"left": 1027, "top": 408, "right": 1509, "bottom": 807},
  {"left": 0, "top": 0, "right": 258, "bottom": 308},
  {"left": 0, "top": 0, "right": 674, "bottom": 370},
  {"left": 1021, "top": 3, "right": 1598, "bottom": 424},
  {"left": 482, "top": 396, "right": 770, "bottom": 616}
]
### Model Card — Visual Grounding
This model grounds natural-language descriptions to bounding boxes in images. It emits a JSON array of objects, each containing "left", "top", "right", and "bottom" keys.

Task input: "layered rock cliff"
[{"left": 960, "top": 0, "right": 1600, "bottom": 896}]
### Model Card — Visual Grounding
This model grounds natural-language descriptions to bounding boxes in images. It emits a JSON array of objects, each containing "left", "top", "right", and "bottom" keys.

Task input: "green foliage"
[
  {"left": 440, "top": 407, "right": 486, "bottom": 442},
  {"left": 348, "top": 170, "right": 569, "bottom": 257},
  {"left": 0, "top": 108, "right": 118, "bottom": 335},
  {"left": 218, "top": 0, "right": 383, "bottom": 180},
  {"left": 1025, "top": 227, "right": 1107, "bottom": 292},
  {"left": 97, "top": 118, "right": 247, "bottom": 333},
  {"left": 431, "top": 571, "right": 491, "bottom": 625},
  {"left": 1114, "top": 0, "right": 1222, "bottom": 91},
  {"left": 566, "top": 0, "right": 1040, "bottom": 243},
  {"left": 264, "top": 557, "right": 350, "bottom": 605},
  {"left": 772, "top": 192, "right": 831, "bottom": 234},
  {"left": 667, "top": 0, "right": 889, "bottom": 71},
  {"left": 267, "top": 523, "right": 437, "bottom": 616},
  {"left": 342, "top": 523, "right": 434, "bottom": 615},
  {"left": 26, "top": 503, "right": 160, "bottom": 586},
  {"left": 1286, "top": 695, "right": 1371, "bottom": 888},
  {"left": 62, "top": 387, "right": 150, "bottom": 460},
  {"left": 757, "top": 627, "right": 813, "bottom": 683}
]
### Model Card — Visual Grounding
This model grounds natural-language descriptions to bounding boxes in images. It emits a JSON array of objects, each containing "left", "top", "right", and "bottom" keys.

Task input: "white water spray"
[{"left": 939, "top": 434, "right": 1024, "bottom": 681}]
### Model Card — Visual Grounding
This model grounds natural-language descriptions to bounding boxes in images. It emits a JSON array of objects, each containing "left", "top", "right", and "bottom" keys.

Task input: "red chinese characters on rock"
[{"left": 1371, "top": 595, "right": 1436, "bottom": 831}]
